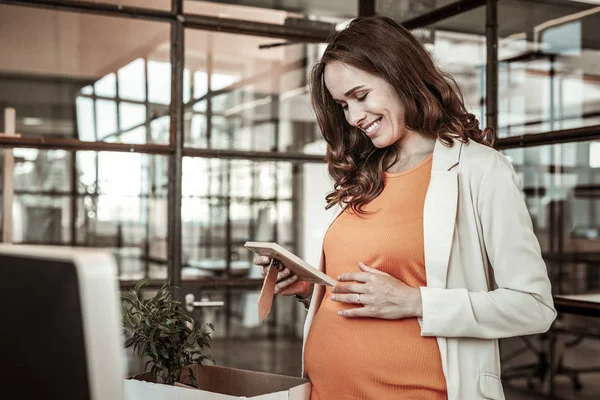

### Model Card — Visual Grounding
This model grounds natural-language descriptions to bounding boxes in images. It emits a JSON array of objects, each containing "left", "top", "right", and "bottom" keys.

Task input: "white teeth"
[{"left": 366, "top": 119, "right": 380, "bottom": 133}]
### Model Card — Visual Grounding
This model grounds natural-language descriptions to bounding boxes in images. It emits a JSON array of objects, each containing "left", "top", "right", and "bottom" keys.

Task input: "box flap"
[
  {"left": 126, "top": 378, "right": 243, "bottom": 400},
  {"left": 287, "top": 382, "right": 311, "bottom": 400},
  {"left": 183, "top": 365, "right": 309, "bottom": 397},
  {"left": 176, "top": 383, "right": 241, "bottom": 400},
  {"left": 125, "top": 379, "right": 176, "bottom": 400},
  {"left": 249, "top": 382, "right": 311, "bottom": 400}
]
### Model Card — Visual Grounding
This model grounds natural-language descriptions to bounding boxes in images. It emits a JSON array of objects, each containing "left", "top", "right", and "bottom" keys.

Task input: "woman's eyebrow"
[
  {"left": 344, "top": 85, "right": 365, "bottom": 97},
  {"left": 333, "top": 85, "right": 365, "bottom": 102}
]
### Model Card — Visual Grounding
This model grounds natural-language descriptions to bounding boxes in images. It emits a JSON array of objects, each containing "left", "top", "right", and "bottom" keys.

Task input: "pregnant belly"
[{"left": 304, "top": 297, "right": 446, "bottom": 399}]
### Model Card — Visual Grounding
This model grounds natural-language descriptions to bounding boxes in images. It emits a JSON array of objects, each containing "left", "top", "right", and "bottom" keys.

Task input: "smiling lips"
[{"left": 362, "top": 118, "right": 382, "bottom": 137}]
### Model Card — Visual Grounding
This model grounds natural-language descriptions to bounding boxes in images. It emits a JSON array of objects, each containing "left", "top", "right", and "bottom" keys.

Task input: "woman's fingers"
[
  {"left": 337, "top": 271, "right": 372, "bottom": 282},
  {"left": 255, "top": 255, "right": 271, "bottom": 278},
  {"left": 254, "top": 255, "right": 270, "bottom": 265},
  {"left": 254, "top": 255, "right": 271, "bottom": 265},
  {"left": 338, "top": 306, "right": 376, "bottom": 318},
  {"left": 330, "top": 292, "right": 365, "bottom": 304},
  {"left": 332, "top": 282, "right": 365, "bottom": 294},
  {"left": 274, "top": 275, "right": 298, "bottom": 294},
  {"left": 358, "top": 262, "right": 388, "bottom": 275},
  {"left": 279, "top": 280, "right": 314, "bottom": 297},
  {"left": 277, "top": 267, "right": 291, "bottom": 281},
  {"left": 253, "top": 258, "right": 304, "bottom": 296}
]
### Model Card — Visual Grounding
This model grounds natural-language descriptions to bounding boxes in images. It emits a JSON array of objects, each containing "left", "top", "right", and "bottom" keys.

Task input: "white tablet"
[{"left": 244, "top": 241, "right": 337, "bottom": 286}]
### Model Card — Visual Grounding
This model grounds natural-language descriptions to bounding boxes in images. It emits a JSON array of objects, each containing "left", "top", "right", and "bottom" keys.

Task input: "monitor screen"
[
  {"left": 0, "top": 246, "right": 124, "bottom": 400},
  {"left": 0, "top": 254, "right": 91, "bottom": 398}
]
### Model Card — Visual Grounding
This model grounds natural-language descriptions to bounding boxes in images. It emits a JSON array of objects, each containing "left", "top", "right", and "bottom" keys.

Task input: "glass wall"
[
  {"left": 3, "top": 1, "right": 600, "bottom": 396},
  {"left": 0, "top": 148, "right": 169, "bottom": 280},
  {"left": 2, "top": 0, "right": 599, "bottom": 376},
  {"left": 0, "top": 4, "right": 171, "bottom": 142},
  {"left": 497, "top": 0, "right": 600, "bottom": 137},
  {"left": 495, "top": 0, "right": 600, "bottom": 299},
  {"left": 425, "top": 7, "right": 487, "bottom": 125},
  {"left": 76, "top": 0, "right": 170, "bottom": 10}
]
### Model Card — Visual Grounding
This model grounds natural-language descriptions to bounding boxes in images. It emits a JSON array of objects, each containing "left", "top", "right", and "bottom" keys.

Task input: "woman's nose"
[{"left": 348, "top": 107, "right": 366, "bottom": 127}]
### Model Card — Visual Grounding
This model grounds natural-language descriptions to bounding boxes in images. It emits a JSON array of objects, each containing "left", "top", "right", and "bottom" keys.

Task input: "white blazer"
[{"left": 301, "top": 138, "right": 557, "bottom": 400}]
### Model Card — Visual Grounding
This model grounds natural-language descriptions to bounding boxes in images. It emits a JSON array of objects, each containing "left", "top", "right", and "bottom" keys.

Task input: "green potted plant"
[{"left": 121, "top": 279, "right": 214, "bottom": 387}]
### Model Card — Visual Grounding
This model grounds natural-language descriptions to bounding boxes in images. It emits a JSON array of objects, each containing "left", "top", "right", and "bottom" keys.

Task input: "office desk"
[
  {"left": 544, "top": 294, "right": 600, "bottom": 397},
  {"left": 554, "top": 294, "right": 600, "bottom": 317}
]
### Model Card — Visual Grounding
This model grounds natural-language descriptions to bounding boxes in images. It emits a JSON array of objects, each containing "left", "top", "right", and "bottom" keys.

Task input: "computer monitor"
[{"left": 0, "top": 245, "right": 125, "bottom": 400}]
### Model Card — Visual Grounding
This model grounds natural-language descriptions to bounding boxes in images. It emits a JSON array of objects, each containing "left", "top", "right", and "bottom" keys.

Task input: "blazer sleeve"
[{"left": 419, "top": 152, "right": 557, "bottom": 339}]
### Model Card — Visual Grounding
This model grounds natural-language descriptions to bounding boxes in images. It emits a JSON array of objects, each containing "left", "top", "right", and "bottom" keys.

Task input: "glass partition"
[
  {"left": 497, "top": 0, "right": 600, "bottom": 137},
  {"left": 0, "top": 4, "right": 171, "bottom": 144}
]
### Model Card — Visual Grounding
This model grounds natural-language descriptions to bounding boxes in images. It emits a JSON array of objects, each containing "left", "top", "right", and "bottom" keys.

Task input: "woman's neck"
[{"left": 387, "top": 132, "right": 435, "bottom": 174}]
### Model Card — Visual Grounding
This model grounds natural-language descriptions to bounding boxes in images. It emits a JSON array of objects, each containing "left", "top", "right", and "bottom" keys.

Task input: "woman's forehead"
[{"left": 324, "top": 62, "right": 374, "bottom": 98}]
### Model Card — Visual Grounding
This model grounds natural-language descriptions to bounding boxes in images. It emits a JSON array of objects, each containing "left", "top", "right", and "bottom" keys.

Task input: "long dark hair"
[{"left": 310, "top": 16, "right": 494, "bottom": 214}]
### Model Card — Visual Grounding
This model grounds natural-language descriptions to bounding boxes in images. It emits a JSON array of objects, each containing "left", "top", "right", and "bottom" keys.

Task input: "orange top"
[{"left": 304, "top": 154, "right": 447, "bottom": 400}]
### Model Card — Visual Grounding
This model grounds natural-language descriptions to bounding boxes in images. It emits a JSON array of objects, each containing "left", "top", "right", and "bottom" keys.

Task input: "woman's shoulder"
[
  {"left": 459, "top": 139, "right": 513, "bottom": 172},
  {"left": 458, "top": 139, "right": 519, "bottom": 187}
]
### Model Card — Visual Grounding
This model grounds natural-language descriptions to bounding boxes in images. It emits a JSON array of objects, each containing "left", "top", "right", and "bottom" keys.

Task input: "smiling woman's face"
[{"left": 324, "top": 61, "right": 411, "bottom": 149}]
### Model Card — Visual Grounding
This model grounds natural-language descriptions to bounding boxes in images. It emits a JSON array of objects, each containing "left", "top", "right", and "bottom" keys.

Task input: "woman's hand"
[
  {"left": 331, "top": 262, "right": 423, "bottom": 319},
  {"left": 253, "top": 255, "right": 313, "bottom": 298}
]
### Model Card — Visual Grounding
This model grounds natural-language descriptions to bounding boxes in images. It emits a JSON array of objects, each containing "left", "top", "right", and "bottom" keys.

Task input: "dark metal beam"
[
  {"left": 0, "top": 0, "right": 175, "bottom": 21},
  {"left": 554, "top": 297, "right": 600, "bottom": 318},
  {"left": 0, "top": 135, "right": 327, "bottom": 162},
  {"left": 167, "top": 0, "right": 184, "bottom": 292},
  {"left": 524, "top": 184, "right": 600, "bottom": 198},
  {"left": 401, "top": 0, "right": 486, "bottom": 30},
  {"left": 496, "top": 124, "right": 600, "bottom": 150},
  {"left": 485, "top": 0, "right": 498, "bottom": 292},
  {"left": 0, "top": 136, "right": 173, "bottom": 154},
  {"left": 1, "top": 189, "right": 294, "bottom": 203},
  {"left": 119, "top": 278, "right": 264, "bottom": 290},
  {"left": 70, "top": 103, "right": 78, "bottom": 246},
  {"left": 14, "top": 126, "right": 593, "bottom": 161},
  {"left": 183, "top": 147, "right": 325, "bottom": 163},
  {"left": 499, "top": 50, "right": 557, "bottom": 64},
  {"left": 359, "top": 0, "right": 375, "bottom": 17},
  {"left": 486, "top": 0, "right": 498, "bottom": 138},
  {"left": 183, "top": 13, "right": 333, "bottom": 43},
  {"left": 0, "top": 71, "right": 95, "bottom": 86},
  {"left": 2, "top": 0, "right": 334, "bottom": 42},
  {"left": 500, "top": 110, "right": 600, "bottom": 131}
]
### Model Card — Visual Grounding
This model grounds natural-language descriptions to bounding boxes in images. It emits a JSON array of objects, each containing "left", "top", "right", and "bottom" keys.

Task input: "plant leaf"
[
  {"left": 134, "top": 278, "right": 150, "bottom": 292},
  {"left": 124, "top": 337, "right": 135, "bottom": 348}
]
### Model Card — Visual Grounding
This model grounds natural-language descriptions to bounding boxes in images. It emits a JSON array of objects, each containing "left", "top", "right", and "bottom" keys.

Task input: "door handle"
[{"left": 185, "top": 293, "right": 224, "bottom": 312}]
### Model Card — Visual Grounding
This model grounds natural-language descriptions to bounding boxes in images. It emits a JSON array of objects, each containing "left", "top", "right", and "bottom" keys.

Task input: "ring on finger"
[{"left": 357, "top": 293, "right": 362, "bottom": 304}]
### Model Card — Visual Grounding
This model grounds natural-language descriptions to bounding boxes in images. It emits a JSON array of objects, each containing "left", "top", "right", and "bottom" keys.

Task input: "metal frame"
[
  {"left": 0, "top": 135, "right": 326, "bottom": 162},
  {"left": 485, "top": 0, "right": 498, "bottom": 293},
  {"left": 167, "top": 0, "right": 184, "bottom": 291},
  {"left": 2, "top": 0, "right": 599, "bottom": 329},
  {"left": 359, "top": 0, "right": 375, "bottom": 17},
  {"left": 1, "top": 0, "right": 334, "bottom": 41},
  {"left": 496, "top": 124, "right": 600, "bottom": 150},
  {"left": 3, "top": 0, "right": 598, "bottom": 390},
  {"left": 485, "top": 0, "right": 498, "bottom": 137},
  {"left": 402, "top": 0, "right": 486, "bottom": 30},
  {"left": 1, "top": 0, "right": 174, "bottom": 20}
]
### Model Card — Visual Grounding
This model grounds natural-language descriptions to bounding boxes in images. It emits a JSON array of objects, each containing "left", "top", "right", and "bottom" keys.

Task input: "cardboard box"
[{"left": 124, "top": 365, "right": 311, "bottom": 400}]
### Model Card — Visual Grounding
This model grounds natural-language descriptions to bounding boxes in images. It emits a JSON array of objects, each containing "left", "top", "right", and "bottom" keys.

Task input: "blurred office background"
[{"left": 0, "top": 0, "right": 599, "bottom": 398}]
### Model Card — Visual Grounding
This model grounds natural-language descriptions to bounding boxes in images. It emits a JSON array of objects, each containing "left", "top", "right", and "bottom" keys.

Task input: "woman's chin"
[{"left": 370, "top": 137, "right": 391, "bottom": 149}]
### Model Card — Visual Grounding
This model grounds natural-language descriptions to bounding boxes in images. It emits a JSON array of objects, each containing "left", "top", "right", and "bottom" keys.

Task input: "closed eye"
[{"left": 337, "top": 92, "right": 367, "bottom": 110}]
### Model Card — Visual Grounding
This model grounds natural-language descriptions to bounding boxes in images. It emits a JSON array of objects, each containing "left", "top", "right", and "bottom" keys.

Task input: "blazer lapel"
[{"left": 423, "top": 139, "right": 462, "bottom": 289}]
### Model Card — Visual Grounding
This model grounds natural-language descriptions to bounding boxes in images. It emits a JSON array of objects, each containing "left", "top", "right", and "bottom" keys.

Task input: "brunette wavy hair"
[{"left": 310, "top": 16, "right": 494, "bottom": 214}]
